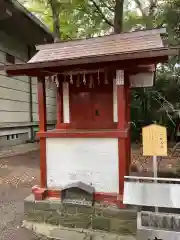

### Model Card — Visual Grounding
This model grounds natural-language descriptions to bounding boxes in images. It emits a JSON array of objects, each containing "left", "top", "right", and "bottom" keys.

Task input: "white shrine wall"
[{"left": 46, "top": 138, "right": 119, "bottom": 193}]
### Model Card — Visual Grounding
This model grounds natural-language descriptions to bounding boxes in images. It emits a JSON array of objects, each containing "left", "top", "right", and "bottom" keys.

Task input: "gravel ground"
[{"left": 0, "top": 150, "right": 41, "bottom": 240}]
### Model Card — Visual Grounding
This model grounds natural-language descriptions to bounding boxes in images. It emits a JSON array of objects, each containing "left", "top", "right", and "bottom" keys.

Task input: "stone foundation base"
[{"left": 24, "top": 195, "right": 137, "bottom": 236}]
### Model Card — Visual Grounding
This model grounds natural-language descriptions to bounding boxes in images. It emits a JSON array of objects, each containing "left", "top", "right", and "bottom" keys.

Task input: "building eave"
[
  {"left": 2, "top": 47, "right": 179, "bottom": 77},
  {"left": 10, "top": 0, "right": 54, "bottom": 39}
]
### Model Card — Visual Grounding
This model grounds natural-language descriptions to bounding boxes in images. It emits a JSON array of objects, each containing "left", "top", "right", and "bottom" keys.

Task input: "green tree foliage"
[
  {"left": 21, "top": 0, "right": 78, "bottom": 40},
  {"left": 163, "top": 0, "right": 180, "bottom": 45}
]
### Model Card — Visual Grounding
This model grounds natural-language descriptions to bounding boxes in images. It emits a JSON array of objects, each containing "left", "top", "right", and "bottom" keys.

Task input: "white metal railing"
[
  {"left": 124, "top": 176, "right": 180, "bottom": 182},
  {"left": 123, "top": 176, "right": 180, "bottom": 208},
  {"left": 124, "top": 176, "right": 180, "bottom": 239}
]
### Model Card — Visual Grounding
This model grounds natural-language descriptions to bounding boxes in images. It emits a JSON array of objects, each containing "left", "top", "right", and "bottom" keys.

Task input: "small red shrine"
[{"left": 4, "top": 28, "right": 178, "bottom": 207}]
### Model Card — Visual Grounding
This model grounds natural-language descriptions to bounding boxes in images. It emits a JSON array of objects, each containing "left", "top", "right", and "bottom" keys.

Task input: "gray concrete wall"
[
  {"left": 0, "top": 30, "right": 56, "bottom": 146},
  {"left": 0, "top": 30, "right": 28, "bottom": 61},
  {"left": 31, "top": 77, "right": 56, "bottom": 122},
  {"left": 0, "top": 132, "right": 29, "bottom": 147}
]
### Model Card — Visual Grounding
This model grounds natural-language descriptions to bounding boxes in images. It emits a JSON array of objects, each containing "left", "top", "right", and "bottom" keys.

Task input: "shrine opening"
[{"left": 4, "top": 28, "right": 179, "bottom": 209}]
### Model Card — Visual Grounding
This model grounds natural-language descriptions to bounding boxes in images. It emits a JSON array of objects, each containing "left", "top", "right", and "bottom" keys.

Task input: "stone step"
[{"left": 22, "top": 220, "right": 136, "bottom": 240}]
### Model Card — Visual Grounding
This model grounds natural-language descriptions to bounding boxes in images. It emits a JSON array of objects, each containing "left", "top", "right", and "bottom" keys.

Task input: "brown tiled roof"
[
  {"left": 29, "top": 28, "right": 166, "bottom": 64},
  {"left": 3, "top": 47, "right": 179, "bottom": 76}
]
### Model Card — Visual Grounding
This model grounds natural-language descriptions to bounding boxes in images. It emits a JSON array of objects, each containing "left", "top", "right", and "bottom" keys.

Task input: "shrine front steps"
[{"left": 24, "top": 194, "right": 137, "bottom": 239}]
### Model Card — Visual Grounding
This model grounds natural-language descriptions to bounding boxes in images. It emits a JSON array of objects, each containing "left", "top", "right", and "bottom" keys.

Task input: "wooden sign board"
[
  {"left": 130, "top": 72, "right": 154, "bottom": 88},
  {"left": 116, "top": 70, "right": 124, "bottom": 85},
  {"left": 142, "top": 124, "right": 167, "bottom": 156}
]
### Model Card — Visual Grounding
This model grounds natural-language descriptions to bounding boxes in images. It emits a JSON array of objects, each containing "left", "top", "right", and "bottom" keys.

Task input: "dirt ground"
[
  {"left": 0, "top": 147, "right": 179, "bottom": 239},
  {"left": 0, "top": 150, "right": 40, "bottom": 240}
]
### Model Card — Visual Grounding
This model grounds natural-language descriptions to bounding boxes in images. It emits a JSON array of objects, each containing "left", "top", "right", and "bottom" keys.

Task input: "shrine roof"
[
  {"left": 29, "top": 28, "right": 165, "bottom": 64},
  {"left": 2, "top": 28, "right": 180, "bottom": 76},
  {"left": 61, "top": 181, "right": 95, "bottom": 194}
]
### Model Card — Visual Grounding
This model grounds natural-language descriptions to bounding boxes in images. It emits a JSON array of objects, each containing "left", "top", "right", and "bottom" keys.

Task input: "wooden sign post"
[{"left": 142, "top": 124, "right": 167, "bottom": 212}]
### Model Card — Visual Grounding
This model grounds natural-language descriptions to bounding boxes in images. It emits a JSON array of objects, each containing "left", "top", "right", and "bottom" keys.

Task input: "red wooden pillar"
[
  {"left": 56, "top": 80, "right": 63, "bottom": 128},
  {"left": 116, "top": 70, "right": 129, "bottom": 207},
  {"left": 37, "top": 76, "right": 47, "bottom": 188}
]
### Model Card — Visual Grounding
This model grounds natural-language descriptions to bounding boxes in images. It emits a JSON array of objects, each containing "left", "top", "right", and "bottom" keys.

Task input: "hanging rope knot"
[
  {"left": 97, "top": 69, "right": 100, "bottom": 85},
  {"left": 70, "top": 72, "right": 73, "bottom": 84},
  {"left": 83, "top": 71, "right": 86, "bottom": 85}
]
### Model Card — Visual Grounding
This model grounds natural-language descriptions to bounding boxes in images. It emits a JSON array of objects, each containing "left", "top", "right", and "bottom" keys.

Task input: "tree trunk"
[
  {"left": 114, "top": 0, "right": 124, "bottom": 33},
  {"left": 49, "top": 0, "right": 61, "bottom": 42}
]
